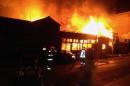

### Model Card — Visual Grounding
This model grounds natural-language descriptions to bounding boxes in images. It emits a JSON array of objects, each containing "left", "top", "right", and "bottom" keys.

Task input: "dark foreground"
[{"left": 1, "top": 55, "right": 130, "bottom": 86}]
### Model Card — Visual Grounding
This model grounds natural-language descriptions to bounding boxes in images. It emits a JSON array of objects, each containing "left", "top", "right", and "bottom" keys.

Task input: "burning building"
[
  {"left": 0, "top": 0, "right": 115, "bottom": 56},
  {"left": 111, "top": 11, "right": 130, "bottom": 41},
  {"left": 0, "top": 15, "right": 114, "bottom": 60},
  {"left": 110, "top": 11, "right": 130, "bottom": 54}
]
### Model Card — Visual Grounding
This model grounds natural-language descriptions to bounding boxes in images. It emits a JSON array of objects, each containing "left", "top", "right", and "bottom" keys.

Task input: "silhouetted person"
[
  {"left": 79, "top": 48, "right": 96, "bottom": 86},
  {"left": 86, "top": 48, "right": 95, "bottom": 86}
]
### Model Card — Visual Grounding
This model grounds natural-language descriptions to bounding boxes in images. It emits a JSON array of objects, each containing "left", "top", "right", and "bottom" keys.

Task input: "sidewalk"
[
  {"left": 95, "top": 55, "right": 130, "bottom": 66},
  {"left": 55, "top": 55, "right": 130, "bottom": 71},
  {"left": 54, "top": 56, "right": 122, "bottom": 71},
  {"left": 104, "top": 74, "right": 130, "bottom": 86},
  {"left": 52, "top": 55, "right": 130, "bottom": 86}
]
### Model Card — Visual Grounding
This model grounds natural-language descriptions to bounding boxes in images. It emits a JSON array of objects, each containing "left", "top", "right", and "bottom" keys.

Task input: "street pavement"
[
  {"left": 1, "top": 55, "right": 130, "bottom": 86},
  {"left": 104, "top": 74, "right": 130, "bottom": 86},
  {"left": 42, "top": 55, "right": 130, "bottom": 86}
]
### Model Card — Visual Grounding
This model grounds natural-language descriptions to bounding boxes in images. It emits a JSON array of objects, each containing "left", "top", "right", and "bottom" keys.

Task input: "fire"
[
  {"left": 21, "top": 4, "right": 113, "bottom": 39},
  {"left": 25, "top": 5, "right": 46, "bottom": 21},
  {"left": 27, "top": 7, "right": 43, "bottom": 21},
  {"left": 0, "top": 0, "right": 113, "bottom": 38},
  {"left": 83, "top": 16, "right": 113, "bottom": 39},
  {"left": 11, "top": 0, "right": 48, "bottom": 21},
  {"left": 70, "top": 13, "right": 113, "bottom": 39},
  {"left": 0, "top": 0, "right": 114, "bottom": 38}
]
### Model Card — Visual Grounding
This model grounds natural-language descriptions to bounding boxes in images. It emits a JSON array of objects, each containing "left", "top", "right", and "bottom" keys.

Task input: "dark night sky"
[
  {"left": 116, "top": 0, "right": 130, "bottom": 13},
  {"left": 99, "top": 0, "right": 130, "bottom": 13}
]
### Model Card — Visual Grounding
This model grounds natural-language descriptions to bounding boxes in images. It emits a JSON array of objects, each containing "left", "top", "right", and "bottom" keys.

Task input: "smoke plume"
[{"left": 0, "top": 0, "right": 115, "bottom": 31}]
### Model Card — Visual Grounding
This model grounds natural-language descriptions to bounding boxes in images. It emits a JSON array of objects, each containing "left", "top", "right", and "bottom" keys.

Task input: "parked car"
[{"left": 54, "top": 51, "right": 76, "bottom": 64}]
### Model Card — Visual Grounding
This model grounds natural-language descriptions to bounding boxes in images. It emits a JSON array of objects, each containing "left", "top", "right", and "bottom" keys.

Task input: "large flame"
[
  {"left": 26, "top": 7, "right": 113, "bottom": 38},
  {"left": 23, "top": 1, "right": 47, "bottom": 21},
  {"left": 0, "top": 0, "right": 114, "bottom": 38},
  {"left": 70, "top": 13, "right": 113, "bottom": 39},
  {"left": 26, "top": 6, "right": 45, "bottom": 21}
]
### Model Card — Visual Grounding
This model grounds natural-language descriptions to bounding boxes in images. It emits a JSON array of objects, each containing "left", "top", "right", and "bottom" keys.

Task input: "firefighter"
[
  {"left": 46, "top": 47, "right": 57, "bottom": 71},
  {"left": 80, "top": 47, "right": 86, "bottom": 65}
]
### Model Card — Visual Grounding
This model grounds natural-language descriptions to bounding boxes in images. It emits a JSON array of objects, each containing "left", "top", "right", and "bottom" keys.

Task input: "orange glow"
[
  {"left": 72, "top": 43, "right": 77, "bottom": 50},
  {"left": 0, "top": 0, "right": 115, "bottom": 36},
  {"left": 15, "top": 0, "right": 48, "bottom": 21},
  {"left": 61, "top": 43, "right": 71, "bottom": 51},
  {"left": 20, "top": 4, "right": 113, "bottom": 38},
  {"left": 109, "top": 41, "right": 113, "bottom": 46},
  {"left": 102, "top": 44, "right": 106, "bottom": 50},
  {"left": 70, "top": 13, "right": 113, "bottom": 39},
  {"left": 28, "top": 7, "right": 44, "bottom": 21},
  {"left": 24, "top": 5, "right": 47, "bottom": 21}
]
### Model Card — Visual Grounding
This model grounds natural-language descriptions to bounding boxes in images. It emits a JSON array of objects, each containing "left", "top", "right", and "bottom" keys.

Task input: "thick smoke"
[
  {"left": 0, "top": 0, "right": 112, "bottom": 18},
  {"left": 0, "top": 0, "right": 115, "bottom": 31}
]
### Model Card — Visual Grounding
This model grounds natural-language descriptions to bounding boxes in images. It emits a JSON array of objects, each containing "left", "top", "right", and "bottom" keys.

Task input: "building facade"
[{"left": 0, "top": 16, "right": 114, "bottom": 60}]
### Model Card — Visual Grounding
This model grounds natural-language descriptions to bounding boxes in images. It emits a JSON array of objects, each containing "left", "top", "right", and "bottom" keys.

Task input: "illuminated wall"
[{"left": 111, "top": 11, "right": 130, "bottom": 41}]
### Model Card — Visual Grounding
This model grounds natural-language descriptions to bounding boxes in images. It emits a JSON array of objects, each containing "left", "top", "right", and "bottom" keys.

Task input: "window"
[
  {"left": 61, "top": 43, "right": 71, "bottom": 51},
  {"left": 62, "top": 38, "right": 66, "bottom": 42},
  {"left": 87, "top": 44, "right": 92, "bottom": 48},
  {"left": 72, "top": 43, "right": 77, "bottom": 50},
  {"left": 91, "top": 40, "right": 96, "bottom": 44},
  {"left": 80, "top": 40, "right": 84, "bottom": 43},
  {"left": 67, "top": 39, "right": 72, "bottom": 42}
]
